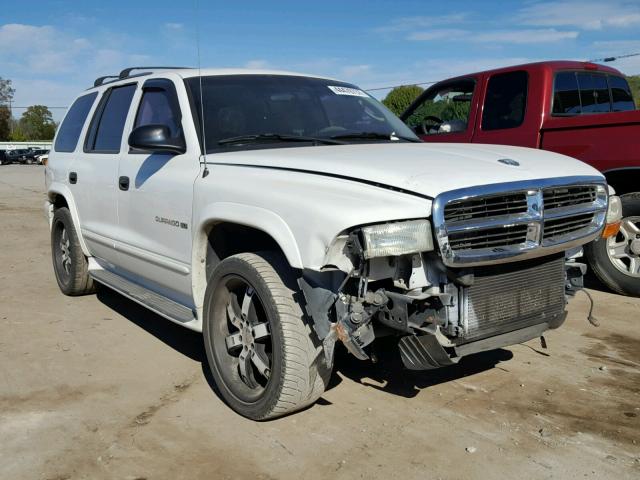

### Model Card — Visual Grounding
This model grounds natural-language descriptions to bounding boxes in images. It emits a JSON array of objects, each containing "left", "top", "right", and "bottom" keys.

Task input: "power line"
[
  {"left": 365, "top": 80, "right": 439, "bottom": 92},
  {"left": 10, "top": 106, "right": 68, "bottom": 109},
  {"left": 588, "top": 52, "right": 640, "bottom": 63}
]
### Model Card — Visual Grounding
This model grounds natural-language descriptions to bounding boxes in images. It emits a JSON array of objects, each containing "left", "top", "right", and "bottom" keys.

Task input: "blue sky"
[{"left": 2, "top": 0, "right": 640, "bottom": 120}]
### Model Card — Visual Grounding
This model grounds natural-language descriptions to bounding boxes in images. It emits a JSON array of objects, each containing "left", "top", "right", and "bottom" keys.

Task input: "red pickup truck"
[{"left": 401, "top": 61, "right": 640, "bottom": 296}]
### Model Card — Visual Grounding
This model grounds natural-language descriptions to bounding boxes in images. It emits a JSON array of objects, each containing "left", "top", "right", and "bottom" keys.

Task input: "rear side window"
[
  {"left": 609, "top": 75, "right": 635, "bottom": 111},
  {"left": 577, "top": 73, "right": 611, "bottom": 113},
  {"left": 85, "top": 84, "right": 136, "bottom": 153},
  {"left": 481, "top": 71, "right": 528, "bottom": 131},
  {"left": 54, "top": 92, "right": 98, "bottom": 152}
]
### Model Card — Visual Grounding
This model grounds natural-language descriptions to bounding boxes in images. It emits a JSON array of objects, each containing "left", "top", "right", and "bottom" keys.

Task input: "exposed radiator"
[{"left": 460, "top": 256, "right": 566, "bottom": 342}]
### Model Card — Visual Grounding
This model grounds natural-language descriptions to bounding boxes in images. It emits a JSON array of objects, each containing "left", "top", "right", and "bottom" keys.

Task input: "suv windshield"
[{"left": 186, "top": 75, "right": 418, "bottom": 153}]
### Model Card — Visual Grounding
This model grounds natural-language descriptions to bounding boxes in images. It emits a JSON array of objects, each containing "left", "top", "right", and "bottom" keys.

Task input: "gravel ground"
[{"left": 1, "top": 164, "right": 639, "bottom": 480}]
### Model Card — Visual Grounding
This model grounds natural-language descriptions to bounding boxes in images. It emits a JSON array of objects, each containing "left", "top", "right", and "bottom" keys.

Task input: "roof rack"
[
  {"left": 93, "top": 75, "right": 119, "bottom": 87},
  {"left": 91, "top": 67, "right": 190, "bottom": 89},
  {"left": 118, "top": 66, "right": 189, "bottom": 79}
]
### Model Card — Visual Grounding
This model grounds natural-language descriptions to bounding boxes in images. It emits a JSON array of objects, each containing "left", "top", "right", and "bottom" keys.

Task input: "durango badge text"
[
  {"left": 155, "top": 216, "right": 188, "bottom": 229},
  {"left": 44, "top": 66, "right": 622, "bottom": 420}
]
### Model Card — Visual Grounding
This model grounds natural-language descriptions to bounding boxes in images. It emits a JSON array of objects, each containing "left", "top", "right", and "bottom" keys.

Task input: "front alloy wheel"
[{"left": 203, "top": 252, "right": 331, "bottom": 420}]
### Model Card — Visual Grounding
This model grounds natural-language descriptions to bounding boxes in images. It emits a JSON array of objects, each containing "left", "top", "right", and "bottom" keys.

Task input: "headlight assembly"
[{"left": 361, "top": 219, "right": 434, "bottom": 259}]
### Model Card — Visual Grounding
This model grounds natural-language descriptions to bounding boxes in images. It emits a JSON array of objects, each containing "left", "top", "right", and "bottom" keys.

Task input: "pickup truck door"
[
  {"left": 73, "top": 83, "right": 137, "bottom": 267},
  {"left": 471, "top": 70, "right": 541, "bottom": 148},
  {"left": 115, "top": 78, "right": 200, "bottom": 308}
]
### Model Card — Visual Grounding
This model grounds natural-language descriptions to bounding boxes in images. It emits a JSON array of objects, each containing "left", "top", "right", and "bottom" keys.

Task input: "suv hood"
[{"left": 209, "top": 143, "right": 603, "bottom": 198}]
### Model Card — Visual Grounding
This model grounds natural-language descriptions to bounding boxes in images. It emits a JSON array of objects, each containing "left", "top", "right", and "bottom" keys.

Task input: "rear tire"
[
  {"left": 585, "top": 193, "right": 640, "bottom": 296},
  {"left": 203, "top": 251, "right": 331, "bottom": 420},
  {"left": 51, "top": 207, "right": 96, "bottom": 296}
]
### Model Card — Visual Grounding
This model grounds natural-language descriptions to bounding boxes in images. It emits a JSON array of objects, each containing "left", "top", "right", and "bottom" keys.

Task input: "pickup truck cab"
[
  {"left": 401, "top": 61, "right": 639, "bottom": 296},
  {"left": 46, "top": 67, "right": 618, "bottom": 419}
]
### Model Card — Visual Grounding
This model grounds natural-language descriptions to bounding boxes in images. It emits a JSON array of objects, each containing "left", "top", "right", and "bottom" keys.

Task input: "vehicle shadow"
[
  {"left": 329, "top": 337, "right": 513, "bottom": 399},
  {"left": 97, "top": 287, "right": 514, "bottom": 402}
]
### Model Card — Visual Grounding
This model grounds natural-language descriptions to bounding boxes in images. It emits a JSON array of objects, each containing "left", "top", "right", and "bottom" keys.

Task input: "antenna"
[{"left": 195, "top": 0, "right": 209, "bottom": 178}]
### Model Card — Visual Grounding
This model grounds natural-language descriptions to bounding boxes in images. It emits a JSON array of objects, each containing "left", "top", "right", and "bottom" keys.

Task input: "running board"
[{"left": 90, "top": 269, "right": 196, "bottom": 325}]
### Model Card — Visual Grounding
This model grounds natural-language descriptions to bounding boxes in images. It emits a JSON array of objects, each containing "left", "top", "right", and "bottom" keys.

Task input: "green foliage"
[
  {"left": 0, "top": 77, "right": 15, "bottom": 105},
  {"left": 382, "top": 85, "right": 424, "bottom": 115},
  {"left": 627, "top": 75, "right": 640, "bottom": 108},
  {"left": 0, "top": 106, "right": 10, "bottom": 141},
  {"left": 18, "top": 105, "right": 56, "bottom": 140}
]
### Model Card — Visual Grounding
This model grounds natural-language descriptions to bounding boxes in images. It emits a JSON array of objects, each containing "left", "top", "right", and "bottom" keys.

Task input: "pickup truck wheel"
[
  {"left": 203, "top": 252, "right": 331, "bottom": 420},
  {"left": 585, "top": 193, "right": 640, "bottom": 296},
  {"left": 51, "top": 207, "right": 95, "bottom": 296}
]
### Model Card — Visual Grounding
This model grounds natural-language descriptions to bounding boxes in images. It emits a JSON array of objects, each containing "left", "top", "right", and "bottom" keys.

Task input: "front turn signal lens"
[{"left": 602, "top": 221, "right": 621, "bottom": 239}]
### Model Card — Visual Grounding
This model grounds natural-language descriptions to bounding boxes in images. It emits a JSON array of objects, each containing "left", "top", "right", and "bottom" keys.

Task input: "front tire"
[
  {"left": 585, "top": 193, "right": 640, "bottom": 296},
  {"left": 203, "top": 252, "right": 331, "bottom": 420},
  {"left": 51, "top": 207, "right": 95, "bottom": 296}
]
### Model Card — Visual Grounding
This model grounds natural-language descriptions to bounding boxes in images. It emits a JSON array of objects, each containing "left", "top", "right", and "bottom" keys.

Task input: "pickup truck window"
[
  {"left": 404, "top": 79, "right": 474, "bottom": 135},
  {"left": 552, "top": 72, "right": 635, "bottom": 116},
  {"left": 186, "top": 75, "right": 417, "bottom": 153},
  {"left": 609, "top": 75, "right": 635, "bottom": 111},
  {"left": 481, "top": 71, "right": 528, "bottom": 131},
  {"left": 577, "top": 73, "right": 611, "bottom": 114},
  {"left": 85, "top": 84, "right": 137, "bottom": 153},
  {"left": 54, "top": 92, "right": 98, "bottom": 152}
]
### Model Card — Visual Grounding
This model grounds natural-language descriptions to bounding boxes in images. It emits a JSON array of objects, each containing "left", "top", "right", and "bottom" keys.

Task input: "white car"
[{"left": 45, "top": 67, "right": 620, "bottom": 420}]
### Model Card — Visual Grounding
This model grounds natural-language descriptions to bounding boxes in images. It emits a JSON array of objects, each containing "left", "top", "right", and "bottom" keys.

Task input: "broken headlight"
[{"left": 361, "top": 219, "right": 434, "bottom": 259}]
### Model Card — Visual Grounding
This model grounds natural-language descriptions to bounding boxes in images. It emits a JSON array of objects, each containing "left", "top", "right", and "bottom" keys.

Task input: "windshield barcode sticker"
[{"left": 328, "top": 86, "right": 369, "bottom": 97}]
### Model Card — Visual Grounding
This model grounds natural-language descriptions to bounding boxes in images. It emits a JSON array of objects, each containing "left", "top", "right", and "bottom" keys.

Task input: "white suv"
[{"left": 46, "top": 67, "right": 619, "bottom": 419}]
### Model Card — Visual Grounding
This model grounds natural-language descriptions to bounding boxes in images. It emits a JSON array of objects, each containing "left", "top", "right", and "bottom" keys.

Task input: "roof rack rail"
[
  {"left": 93, "top": 75, "right": 119, "bottom": 87},
  {"left": 118, "top": 66, "right": 189, "bottom": 79}
]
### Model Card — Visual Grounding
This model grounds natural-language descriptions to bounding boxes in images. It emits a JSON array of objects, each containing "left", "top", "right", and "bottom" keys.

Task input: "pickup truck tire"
[
  {"left": 51, "top": 207, "right": 96, "bottom": 296},
  {"left": 203, "top": 251, "right": 331, "bottom": 420},
  {"left": 585, "top": 193, "right": 640, "bottom": 296}
]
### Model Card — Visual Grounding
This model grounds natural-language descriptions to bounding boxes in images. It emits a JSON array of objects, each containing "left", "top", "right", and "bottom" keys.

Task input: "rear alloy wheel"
[
  {"left": 203, "top": 252, "right": 331, "bottom": 420},
  {"left": 585, "top": 193, "right": 640, "bottom": 296},
  {"left": 51, "top": 207, "right": 96, "bottom": 296}
]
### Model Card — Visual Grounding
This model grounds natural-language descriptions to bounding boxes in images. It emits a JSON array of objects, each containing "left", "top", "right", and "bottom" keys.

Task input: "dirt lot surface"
[{"left": 1, "top": 165, "right": 639, "bottom": 480}]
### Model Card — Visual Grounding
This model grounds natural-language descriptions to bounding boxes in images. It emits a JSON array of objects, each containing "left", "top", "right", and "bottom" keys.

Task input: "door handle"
[
  {"left": 119, "top": 176, "right": 130, "bottom": 191},
  {"left": 69, "top": 172, "right": 77, "bottom": 184}
]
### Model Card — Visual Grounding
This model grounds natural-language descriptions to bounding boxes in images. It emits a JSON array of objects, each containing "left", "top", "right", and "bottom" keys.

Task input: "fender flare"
[
  {"left": 191, "top": 202, "right": 304, "bottom": 311},
  {"left": 47, "top": 183, "right": 91, "bottom": 257}
]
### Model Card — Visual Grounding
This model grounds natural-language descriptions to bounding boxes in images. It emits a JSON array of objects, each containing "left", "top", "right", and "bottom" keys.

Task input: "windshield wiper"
[
  {"left": 330, "top": 132, "right": 422, "bottom": 143},
  {"left": 218, "top": 133, "right": 345, "bottom": 146}
]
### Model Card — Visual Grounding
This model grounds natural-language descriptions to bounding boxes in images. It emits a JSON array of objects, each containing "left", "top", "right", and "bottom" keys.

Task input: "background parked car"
[
  {"left": 26, "top": 149, "right": 49, "bottom": 164},
  {"left": 0, "top": 150, "right": 7, "bottom": 165},
  {"left": 5, "top": 149, "right": 31, "bottom": 164}
]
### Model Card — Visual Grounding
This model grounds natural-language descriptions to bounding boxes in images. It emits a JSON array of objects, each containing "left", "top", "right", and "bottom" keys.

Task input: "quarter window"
[
  {"left": 85, "top": 84, "right": 136, "bottom": 153},
  {"left": 481, "top": 71, "right": 528, "bottom": 131},
  {"left": 54, "top": 92, "right": 98, "bottom": 152},
  {"left": 609, "top": 75, "right": 635, "bottom": 111}
]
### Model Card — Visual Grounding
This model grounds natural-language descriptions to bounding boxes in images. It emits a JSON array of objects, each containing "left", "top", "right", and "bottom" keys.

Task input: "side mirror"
[{"left": 128, "top": 124, "right": 186, "bottom": 154}]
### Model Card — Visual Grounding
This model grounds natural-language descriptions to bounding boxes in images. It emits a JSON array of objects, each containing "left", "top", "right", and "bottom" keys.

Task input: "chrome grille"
[
  {"left": 543, "top": 185, "right": 597, "bottom": 210},
  {"left": 543, "top": 213, "right": 594, "bottom": 242},
  {"left": 448, "top": 224, "right": 529, "bottom": 250},
  {"left": 432, "top": 177, "right": 608, "bottom": 267},
  {"left": 444, "top": 192, "right": 528, "bottom": 223},
  {"left": 461, "top": 256, "right": 565, "bottom": 342}
]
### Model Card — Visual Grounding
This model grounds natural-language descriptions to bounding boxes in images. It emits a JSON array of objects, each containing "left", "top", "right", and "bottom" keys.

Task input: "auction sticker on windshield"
[{"left": 328, "top": 86, "right": 369, "bottom": 97}]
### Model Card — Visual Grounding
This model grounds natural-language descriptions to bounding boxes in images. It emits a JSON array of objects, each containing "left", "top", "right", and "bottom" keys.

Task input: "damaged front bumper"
[{"left": 300, "top": 251, "right": 586, "bottom": 371}]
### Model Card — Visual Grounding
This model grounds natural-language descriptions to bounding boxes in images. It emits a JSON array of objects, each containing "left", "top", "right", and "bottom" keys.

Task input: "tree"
[
  {"left": 0, "top": 78, "right": 14, "bottom": 141},
  {"left": 18, "top": 105, "right": 56, "bottom": 140},
  {"left": 0, "top": 77, "right": 15, "bottom": 105},
  {"left": 0, "top": 107, "right": 10, "bottom": 141},
  {"left": 382, "top": 85, "right": 423, "bottom": 115},
  {"left": 627, "top": 75, "right": 640, "bottom": 107}
]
